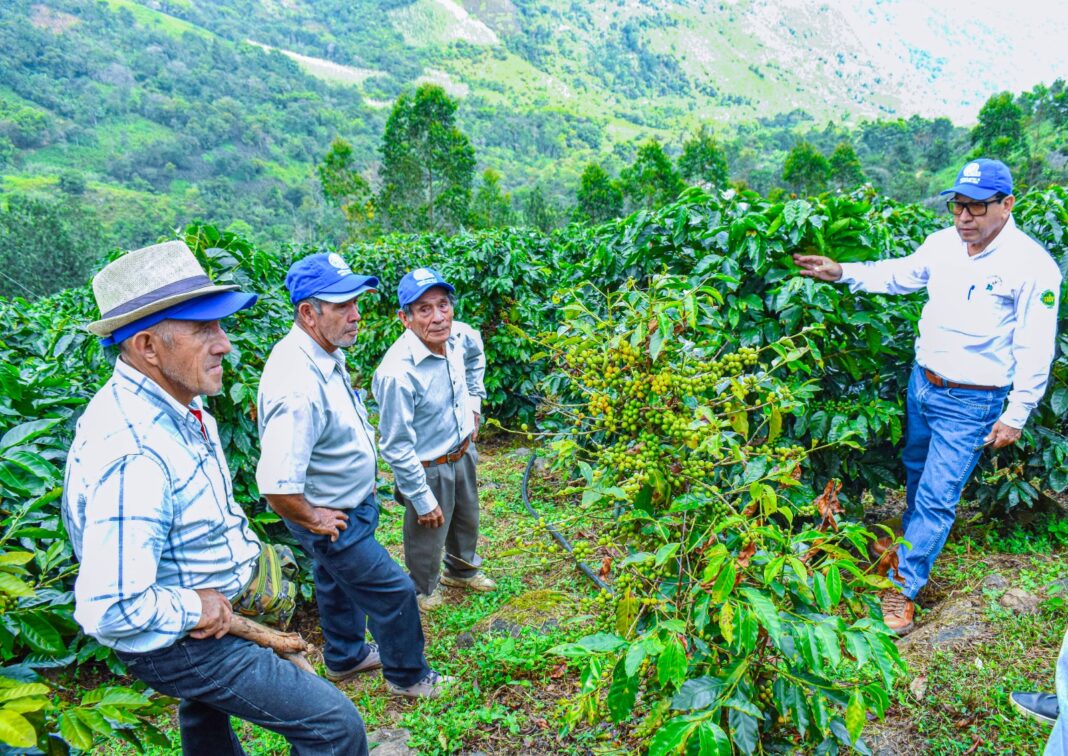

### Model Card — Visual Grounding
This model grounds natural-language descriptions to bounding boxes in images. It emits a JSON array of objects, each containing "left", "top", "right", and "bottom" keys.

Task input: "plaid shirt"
[{"left": 63, "top": 359, "right": 261, "bottom": 653}]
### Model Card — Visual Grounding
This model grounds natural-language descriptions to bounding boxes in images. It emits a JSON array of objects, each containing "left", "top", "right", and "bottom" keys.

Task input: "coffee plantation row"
[{"left": 2, "top": 184, "right": 1068, "bottom": 752}]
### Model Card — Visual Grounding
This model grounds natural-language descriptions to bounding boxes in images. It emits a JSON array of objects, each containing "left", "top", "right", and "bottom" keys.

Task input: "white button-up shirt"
[
  {"left": 256, "top": 326, "right": 377, "bottom": 509},
  {"left": 372, "top": 327, "right": 478, "bottom": 515},
  {"left": 839, "top": 216, "right": 1061, "bottom": 428},
  {"left": 63, "top": 360, "right": 261, "bottom": 653}
]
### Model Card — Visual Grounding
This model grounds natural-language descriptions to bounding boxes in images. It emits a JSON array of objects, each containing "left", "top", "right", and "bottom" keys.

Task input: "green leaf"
[
  {"left": 615, "top": 592, "right": 639, "bottom": 637},
  {"left": 671, "top": 676, "right": 723, "bottom": 711},
  {"left": 768, "top": 405, "right": 783, "bottom": 444},
  {"left": 0, "top": 709, "right": 36, "bottom": 748},
  {"left": 0, "top": 573, "right": 34, "bottom": 599},
  {"left": 649, "top": 717, "right": 698, "bottom": 756},
  {"left": 0, "top": 418, "right": 61, "bottom": 452},
  {"left": 701, "top": 544, "right": 729, "bottom": 583},
  {"left": 657, "top": 637, "right": 688, "bottom": 688},
  {"left": 654, "top": 542, "right": 680, "bottom": 567},
  {"left": 825, "top": 565, "right": 842, "bottom": 606},
  {"left": 74, "top": 708, "right": 115, "bottom": 736},
  {"left": 813, "top": 571, "right": 832, "bottom": 613},
  {"left": 711, "top": 560, "right": 736, "bottom": 603},
  {"left": 16, "top": 612, "right": 65, "bottom": 655},
  {"left": 845, "top": 688, "right": 866, "bottom": 742},
  {"left": 96, "top": 687, "right": 151, "bottom": 707},
  {"left": 607, "top": 659, "right": 638, "bottom": 722},
  {"left": 728, "top": 708, "right": 758, "bottom": 754},
  {"left": 0, "top": 683, "right": 49, "bottom": 703},
  {"left": 624, "top": 641, "right": 647, "bottom": 677},
  {"left": 60, "top": 711, "right": 95, "bottom": 751},
  {"left": 738, "top": 587, "right": 783, "bottom": 644},
  {"left": 696, "top": 721, "right": 731, "bottom": 756},
  {"left": 0, "top": 552, "right": 34, "bottom": 568},
  {"left": 576, "top": 633, "right": 627, "bottom": 653},
  {"left": 814, "top": 621, "right": 842, "bottom": 669},
  {"left": 719, "top": 601, "right": 735, "bottom": 645}
]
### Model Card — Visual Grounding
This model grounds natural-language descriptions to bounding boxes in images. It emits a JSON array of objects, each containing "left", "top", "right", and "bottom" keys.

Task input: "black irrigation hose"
[{"left": 521, "top": 451, "right": 612, "bottom": 593}]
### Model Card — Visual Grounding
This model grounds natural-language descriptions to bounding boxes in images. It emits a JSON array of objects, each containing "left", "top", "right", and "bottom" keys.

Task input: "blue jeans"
[
  {"left": 118, "top": 634, "right": 366, "bottom": 755},
  {"left": 896, "top": 364, "right": 1009, "bottom": 600},
  {"left": 285, "top": 496, "right": 429, "bottom": 687},
  {"left": 1046, "top": 625, "right": 1068, "bottom": 755}
]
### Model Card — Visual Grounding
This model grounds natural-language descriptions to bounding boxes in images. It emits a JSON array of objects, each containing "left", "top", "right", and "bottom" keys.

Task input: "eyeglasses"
[{"left": 946, "top": 198, "right": 1003, "bottom": 217}]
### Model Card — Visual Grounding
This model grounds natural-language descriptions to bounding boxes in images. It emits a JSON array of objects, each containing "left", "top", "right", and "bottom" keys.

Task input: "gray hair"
[
  {"left": 117, "top": 319, "right": 176, "bottom": 356},
  {"left": 400, "top": 290, "right": 457, "bottom": 318},
  {"left": 294, "top": 297, "right": 325, "bottom": 320}
]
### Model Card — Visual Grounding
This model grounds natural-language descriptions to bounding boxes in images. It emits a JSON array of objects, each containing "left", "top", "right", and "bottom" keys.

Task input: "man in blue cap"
[
  {"left": 64, "top": 241, "right": 367, "bottom": 754},
  {"left": 373, "top": 268, "right": 494, "bottom": 613},
  {"left": 793, "top": 159, "right": 1061, "bottom": 635},
  {"left": 256, "top": 252, "right": 448, "bottom": 699}
]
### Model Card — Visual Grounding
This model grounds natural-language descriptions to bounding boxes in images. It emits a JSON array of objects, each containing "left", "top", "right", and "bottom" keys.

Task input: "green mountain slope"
[{"left": 1, "top": 0, "right": 1064, "bottom": 256}]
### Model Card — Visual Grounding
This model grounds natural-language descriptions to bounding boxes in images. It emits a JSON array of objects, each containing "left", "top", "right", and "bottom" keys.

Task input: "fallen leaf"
[
  {"left": 737, "top": 541, "right": 757, "bottom": 569},
  {"left": 909, "top": 674, "right": 927, "bottom": 701},
  {"left": 549, "top": 662, "right": 567, "bottom": 679},
  {"left": 598, "top": 556, "right": 612, "bottom": 579}
]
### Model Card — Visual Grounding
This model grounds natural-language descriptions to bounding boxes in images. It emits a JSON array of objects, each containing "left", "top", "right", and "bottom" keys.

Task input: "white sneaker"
[
  {"left": 387, "top": 670, "right": 453, "bottom": 699},
  {"left": 324, "top": 642, "right": 382, "bottom": 682}
]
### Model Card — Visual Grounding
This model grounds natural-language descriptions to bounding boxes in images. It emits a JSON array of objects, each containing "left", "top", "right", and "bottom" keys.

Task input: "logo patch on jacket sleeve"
[{"left": 1040, "top": 289, "right": 1056, "bottom": 308}]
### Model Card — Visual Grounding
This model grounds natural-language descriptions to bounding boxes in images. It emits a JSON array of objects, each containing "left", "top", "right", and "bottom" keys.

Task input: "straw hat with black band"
[{"left": 89, "top": 241, "right": 258, "bottom": 346}]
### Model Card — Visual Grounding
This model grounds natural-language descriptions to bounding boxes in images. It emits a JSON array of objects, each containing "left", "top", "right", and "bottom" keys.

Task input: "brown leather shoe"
[{"left": 879, "top": 588, "right": 915, "bottom": 636}]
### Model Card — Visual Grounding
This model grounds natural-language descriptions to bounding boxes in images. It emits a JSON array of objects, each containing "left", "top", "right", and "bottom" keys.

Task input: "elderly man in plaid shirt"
[{"left": 63, "top": 241, "right": 366, "bottom": 755}]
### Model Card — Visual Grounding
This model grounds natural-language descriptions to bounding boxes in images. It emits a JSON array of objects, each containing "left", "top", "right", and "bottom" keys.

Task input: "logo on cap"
[
  {"left": 328, "top": 253, "right": 353, "bottom": 276},
  {"left": 960, "top": 162, "right": 982, "bottom": 185},
  {"left": 412, "top": 268, "right": 438, "bottom": 285}
]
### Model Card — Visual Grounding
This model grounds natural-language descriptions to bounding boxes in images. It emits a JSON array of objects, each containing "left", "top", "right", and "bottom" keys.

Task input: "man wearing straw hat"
[{"left": 63, "top": 241, "right": 367, "bottom": 755}]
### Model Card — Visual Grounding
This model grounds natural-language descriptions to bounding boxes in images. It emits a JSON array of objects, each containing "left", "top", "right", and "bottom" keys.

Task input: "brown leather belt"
[
  {"left": 421, "top": 436, "right": 471, "bottom": 468},
  {"left": 922, "top": 368, "right": 1000, "bottom": 392}
]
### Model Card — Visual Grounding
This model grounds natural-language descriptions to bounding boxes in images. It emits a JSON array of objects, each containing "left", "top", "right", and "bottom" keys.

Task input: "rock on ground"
[{"left": 367, "top": 727, "right": 415, "bottom": 755}]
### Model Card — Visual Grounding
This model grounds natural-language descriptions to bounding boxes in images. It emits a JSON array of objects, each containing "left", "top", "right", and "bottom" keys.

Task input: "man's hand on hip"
[
  {"left": 308, "top": 507, "right": 349, "bottom": 541},
  {"left": 985, "top": 421, "right": 1022, "bottom": 449},
  {"left": 793, "top": 254, "right": 843, "bottom": 282},
  {"left": 418, "top": 505, "right": 445, "bottom": 529},
  {"left": 190, "top": 588, "right": 232, "bottom": 639}
]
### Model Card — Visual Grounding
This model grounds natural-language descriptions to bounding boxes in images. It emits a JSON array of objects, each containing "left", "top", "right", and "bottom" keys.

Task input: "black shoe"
[{"left": 1010, "top": 691, "right": 1059, "bottom": 725}]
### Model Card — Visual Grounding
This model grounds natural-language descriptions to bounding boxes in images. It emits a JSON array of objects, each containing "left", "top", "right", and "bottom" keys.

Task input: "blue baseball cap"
[
  {"left": 100, "top": 290, "right": 257, "bottom": 347},
  {"left": 397, "top": 267, "right": 455, "bottom": 307},
  {"left": 285, "top": 253, "right": 379, "bottom": 305},
  {"left": 940, "top": 158, "right": 1013, "bottom": 200}
]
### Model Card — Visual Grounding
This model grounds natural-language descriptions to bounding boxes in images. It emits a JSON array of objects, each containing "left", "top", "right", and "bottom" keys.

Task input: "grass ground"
[{"left": 102, "top": 438, "right": 1066, "bottom": 754}]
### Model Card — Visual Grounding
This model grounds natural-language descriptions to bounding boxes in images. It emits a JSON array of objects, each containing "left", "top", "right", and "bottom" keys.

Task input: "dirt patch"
[{"left": 30, "top": 4, "right": 80, "bottom": 33}]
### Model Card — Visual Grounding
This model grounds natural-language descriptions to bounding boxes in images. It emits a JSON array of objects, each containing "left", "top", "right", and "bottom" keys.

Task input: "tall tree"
[
  {"left": 377, "top": 84, "right": 476, "bottom": 234},
  {"left": 971, "top": 91, "right": 1024, "bottom": 160},
  {"left": 317, "top": 137, "right": 375, "bottom": 235},
  {"left": 828, "top": 141, "right": 866, "bottom": 190},
  {"left": 782, "top": 141, "right": 830, "bottom": 196},
  {"left": 620, "top": 139, "right": 684, "bottom": 210},
  {"left": 575, "top": 162, "right": 623, "bottom": 224},
  {"left": 678, "top": 125, "right": 729, "bottom": 189},
  {"left": 520, "top": 185, "right": 560, "bottom": 233},
  {"left": 468, "top": 169, "right": 514, "bottom": 229}
]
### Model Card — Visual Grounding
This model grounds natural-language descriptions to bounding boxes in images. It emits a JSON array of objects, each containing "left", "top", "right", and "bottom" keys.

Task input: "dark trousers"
[
  {"left": 284, "top": 496, "right": 429, "bottom": 687},
  {"left": 398, "top": 445, "right": 481, "bottom": 596},
  {"left": 118, "top": 634, "right": 366, "bottom": 755}
]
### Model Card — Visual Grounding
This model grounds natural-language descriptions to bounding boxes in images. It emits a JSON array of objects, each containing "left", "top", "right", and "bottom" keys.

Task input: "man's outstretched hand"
[{"left": 793, "top": 254, "right": 843, "bottom": 282}]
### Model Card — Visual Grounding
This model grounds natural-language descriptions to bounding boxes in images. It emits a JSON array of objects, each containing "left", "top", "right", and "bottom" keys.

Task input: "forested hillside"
[{"left": 3, "top": 0, "right": 1068, "bottom": 299}]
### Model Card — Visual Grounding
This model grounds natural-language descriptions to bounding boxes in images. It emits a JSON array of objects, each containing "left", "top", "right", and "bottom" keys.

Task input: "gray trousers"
[{"left": 397, "top": 445, "right": 481, "bottom": 596}]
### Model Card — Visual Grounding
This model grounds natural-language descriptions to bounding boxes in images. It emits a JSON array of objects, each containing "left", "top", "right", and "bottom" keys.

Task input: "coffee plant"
[
  {"left": 0, "top": 180, "right": 1066, "bottom": 750},
  {"left": 538, "top": 276, "right": 904, "bottom": 753}
]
